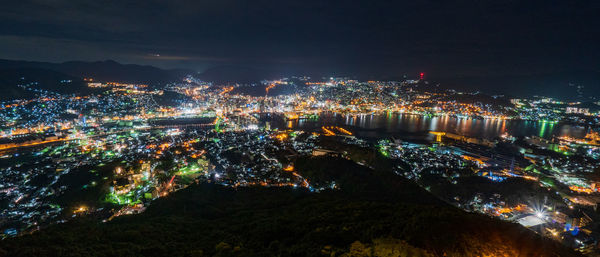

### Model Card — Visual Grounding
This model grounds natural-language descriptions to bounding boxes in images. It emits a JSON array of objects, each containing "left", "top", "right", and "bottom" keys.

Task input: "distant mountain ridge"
[
  {"left": 196, "top": 65, "right": 288, "bottom": 84},
  {"left": 0, "top": 68, "right": 87, "bottom": 101},
  {"left": 2, "top": 59, "right": 597, "bottom": 100},
  {"left": 0, "top": 59, "right": 194, "bottom": 100},
  {"left": 0, "top": 59, "right": 191, "bottom": 85}
]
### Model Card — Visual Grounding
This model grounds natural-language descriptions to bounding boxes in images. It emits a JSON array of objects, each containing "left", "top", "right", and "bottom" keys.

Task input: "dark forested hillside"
[{"left": 0, "top": 156, "right": 579, "bottom": 257}]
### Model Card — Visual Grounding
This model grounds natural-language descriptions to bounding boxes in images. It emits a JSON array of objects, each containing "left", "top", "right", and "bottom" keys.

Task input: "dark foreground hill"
[{"left": 0, "top": 156, "right": 578, "bottom": 257}]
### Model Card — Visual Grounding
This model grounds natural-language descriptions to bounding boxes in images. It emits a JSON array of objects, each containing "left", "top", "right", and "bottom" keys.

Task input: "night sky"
[{"left": 1, "top": 0, "right": 599, "bottom": 96}]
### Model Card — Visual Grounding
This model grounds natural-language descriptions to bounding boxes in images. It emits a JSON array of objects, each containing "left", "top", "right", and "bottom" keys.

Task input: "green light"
[{"left": 539, "top": 122, "right": 547, "bottom": 138}]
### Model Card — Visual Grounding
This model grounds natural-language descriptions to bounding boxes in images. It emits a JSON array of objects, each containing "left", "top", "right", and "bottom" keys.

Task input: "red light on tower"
[{"left": 420, "top": 72, "right": 424, "bottom": 80}]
